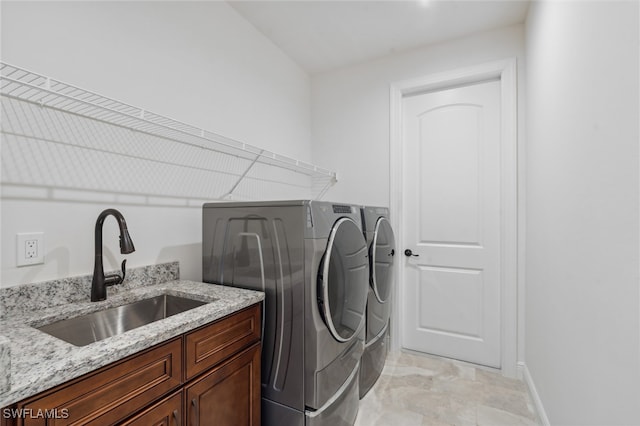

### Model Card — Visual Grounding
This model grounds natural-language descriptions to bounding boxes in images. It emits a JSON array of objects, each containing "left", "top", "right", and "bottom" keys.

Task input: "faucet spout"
[{"left": 91, "top": 209, "right": 135, "bottom": 302}]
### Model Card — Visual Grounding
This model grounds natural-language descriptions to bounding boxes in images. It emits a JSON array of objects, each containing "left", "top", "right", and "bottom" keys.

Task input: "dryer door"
[
  {"left": 371, "top": 217, "right": 396, "bottom": 303},
  {"left": 318, "top": 217, "right": 369, "bottom": 342}
]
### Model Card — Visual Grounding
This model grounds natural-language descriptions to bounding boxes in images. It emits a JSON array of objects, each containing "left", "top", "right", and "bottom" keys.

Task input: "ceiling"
[{"left": 229, "top": 0, "right": 530, "bottom": 74}]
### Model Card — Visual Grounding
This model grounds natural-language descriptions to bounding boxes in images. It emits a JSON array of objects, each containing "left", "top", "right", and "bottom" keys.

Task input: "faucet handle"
[
  {"left": 104, "top": 259, "right": 127, "bottom": 287},
  {"left": 120, "top": 259, "right": 127, "bottom": 283}
]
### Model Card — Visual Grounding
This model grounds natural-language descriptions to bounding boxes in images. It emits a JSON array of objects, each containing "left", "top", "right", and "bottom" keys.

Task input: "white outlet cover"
[{"left": 17, "top": 232, "right": 44, "bottom": 267}]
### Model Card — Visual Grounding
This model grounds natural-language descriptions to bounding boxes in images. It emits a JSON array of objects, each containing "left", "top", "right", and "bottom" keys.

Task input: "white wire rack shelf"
[{"left": 0, "top": 62, "right": 337, "bottom": 202}]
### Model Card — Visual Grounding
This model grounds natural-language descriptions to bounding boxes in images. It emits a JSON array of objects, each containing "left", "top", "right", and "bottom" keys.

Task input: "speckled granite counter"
[{"left": 0, "top": 270, "right": 263, "bottom": 407}]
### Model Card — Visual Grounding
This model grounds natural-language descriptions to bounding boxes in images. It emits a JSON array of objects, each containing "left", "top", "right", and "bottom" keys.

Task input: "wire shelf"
[{"left": 0, "top": 62, "right": 337, "bottom": 203}]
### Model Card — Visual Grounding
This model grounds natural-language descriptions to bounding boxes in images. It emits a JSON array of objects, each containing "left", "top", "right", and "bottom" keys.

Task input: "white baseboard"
[{"left": 518, "top": 362, "right": 551, "bottom": 426}]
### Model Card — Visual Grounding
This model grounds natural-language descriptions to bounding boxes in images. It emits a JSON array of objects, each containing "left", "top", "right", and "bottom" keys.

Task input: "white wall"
[
  {"left": 311, "top": 24, "right": 526, "bottom": 207},
  {"left": 310, "top": 24, "right": 527, "bottom": 367},
  {"left": 0, "top": 1, "right": 312, "bottom": 287},
  {"left": 525, "top": 1, "right": 640, "bottom": 424}
]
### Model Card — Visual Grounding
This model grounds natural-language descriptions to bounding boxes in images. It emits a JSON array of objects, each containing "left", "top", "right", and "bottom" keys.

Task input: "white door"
[{"left": 401, "top": 80, "right": 502, "bottom": 368}]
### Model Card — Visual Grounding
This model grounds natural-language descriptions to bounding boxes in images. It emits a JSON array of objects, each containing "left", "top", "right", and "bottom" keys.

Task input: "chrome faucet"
[{"left": 91, "top": 209, "right": 136, "bottom": 302}]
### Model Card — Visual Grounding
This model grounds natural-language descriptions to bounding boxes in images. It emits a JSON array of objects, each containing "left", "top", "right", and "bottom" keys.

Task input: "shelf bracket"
[
  {"left": 314, "top": 173, "right": 338, "bottom": 200},
  {"left": 224, "top": 150, "right": 264, "bottom": 199}
]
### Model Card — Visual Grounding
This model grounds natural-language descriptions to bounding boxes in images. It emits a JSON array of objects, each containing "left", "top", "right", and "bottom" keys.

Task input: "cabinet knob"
[{"left": 191, "top": 398, "right": 199, "bottom": 426}]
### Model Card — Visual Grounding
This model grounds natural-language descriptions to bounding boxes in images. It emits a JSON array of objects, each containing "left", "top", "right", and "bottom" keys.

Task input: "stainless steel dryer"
[
  {"left": 359, "top": 206, "right": 396, "bottom": 398},
  {"left": 203, "top": 200, "right": 369, "bottom": 426}
]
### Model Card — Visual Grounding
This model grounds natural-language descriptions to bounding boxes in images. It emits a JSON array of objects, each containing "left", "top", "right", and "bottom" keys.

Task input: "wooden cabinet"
[
  {"left": 120, "top": 391, "right": 182, "bottom": 426},
  {"left": 186, "top": 343, "right": 260, "bottom": 426},
  {"left": 185, "top": 305, "right": 260, "bottom": 381},
  {"left": 1, "top": 408, "right": 17, "bottom": 426},
  {"left": 5, "top": 303, "right": 261, "bottom": 426},
  {"left": 19, "top": 338, "right": 182, "bottom": 426}
]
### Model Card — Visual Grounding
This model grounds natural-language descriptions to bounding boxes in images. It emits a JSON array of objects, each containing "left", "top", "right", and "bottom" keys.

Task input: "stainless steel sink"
[{"left": 36, "top": 294, "right": 209, "bottom": 346}]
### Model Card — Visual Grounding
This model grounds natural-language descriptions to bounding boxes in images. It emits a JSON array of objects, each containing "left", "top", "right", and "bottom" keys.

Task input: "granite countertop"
[{"left": 0, "top": 278, "right": 264, "bottom": 408}]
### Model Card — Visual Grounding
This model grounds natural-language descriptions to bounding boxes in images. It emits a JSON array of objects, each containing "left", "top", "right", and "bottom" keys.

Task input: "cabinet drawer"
[
  {"left": 185, "top": 304, "right": 260, "bottom": 381},
  {"left": 120, "top": 390, "right": 182, "bottom": 426},
  {"left": 19, "top": 338, "right": 182, "bottom": 426}
]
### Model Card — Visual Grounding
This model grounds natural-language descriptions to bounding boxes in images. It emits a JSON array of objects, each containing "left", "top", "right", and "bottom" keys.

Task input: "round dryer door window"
[
  {"left": 371, "top": 217, "right": 396, "bottom": 303},
  {"left": 318, "top": 217, "right": 369, "bottom": 342}
]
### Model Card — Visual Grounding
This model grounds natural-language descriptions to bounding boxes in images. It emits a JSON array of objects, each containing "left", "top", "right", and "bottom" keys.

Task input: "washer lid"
[
  {"left": 371, "top": 217, "right": 396, "bottom": 303},
  {"left": 318, "top": 217, "right": 368, "bottom": 342}
]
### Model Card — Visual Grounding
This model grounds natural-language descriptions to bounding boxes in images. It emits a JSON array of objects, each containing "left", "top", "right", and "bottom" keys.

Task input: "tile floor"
[{"left": 355, "top": 351, "right": 540, "bottom": 426}]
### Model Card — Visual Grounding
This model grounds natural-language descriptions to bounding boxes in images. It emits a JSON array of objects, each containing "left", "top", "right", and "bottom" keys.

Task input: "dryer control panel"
[{"left": 332, "top": 204, "right": 353, "bottom": 214}]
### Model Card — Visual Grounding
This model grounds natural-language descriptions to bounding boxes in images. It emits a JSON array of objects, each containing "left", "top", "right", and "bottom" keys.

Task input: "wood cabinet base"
[{"left": 3, "top": 304, "right": 261, "bottom": 426}]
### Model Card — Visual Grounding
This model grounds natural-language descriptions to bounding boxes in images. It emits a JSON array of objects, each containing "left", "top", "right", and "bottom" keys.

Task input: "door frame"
[{"left": 389, "top": 58, "right": 519, "bottom": 377}]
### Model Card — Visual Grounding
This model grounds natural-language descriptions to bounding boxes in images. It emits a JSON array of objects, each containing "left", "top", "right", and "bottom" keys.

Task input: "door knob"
[{"left": 404, "top": 249, "right": 419, "bottom": 257}]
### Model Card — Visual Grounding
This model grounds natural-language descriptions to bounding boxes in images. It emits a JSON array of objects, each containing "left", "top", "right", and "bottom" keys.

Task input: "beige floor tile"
[
  {"left": 355, "top": 403, "right": 425, "bottom": 426},
  {"left": 415, "top": 396, "right": 476, "bottom": 426},
  {"left": 431, "top": 376, "right": 485, "bottom": 402},
  {"left": 356, "top": 351, "right": 540, "bottom": 426},
  {"left": 476, "top": 404, "right": 539, "bottom": 426},
  {"left": 479, "top": 383, "right": 537, "bottom": 420},
  {"left": 476, "top": 368, "right": 528, "bottom": 392}
]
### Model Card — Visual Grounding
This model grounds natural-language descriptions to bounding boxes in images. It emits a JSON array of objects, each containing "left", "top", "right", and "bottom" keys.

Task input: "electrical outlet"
[
  {"left": 25, "top": 239, "right": 38, "bottom": 258},
  {"left": 17, "top": 232, "right": 44, "bottom": 266}
]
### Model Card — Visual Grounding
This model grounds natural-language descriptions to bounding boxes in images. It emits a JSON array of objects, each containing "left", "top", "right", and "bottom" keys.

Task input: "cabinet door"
[
  {"left": 186, "top": 343, "right": 260, "bottom": 426},
  {"left": 120, "top": 391, "right": 182, "bottom": 426},
  {"left": 1, "top": 409, "right": 17, "bottom": 426}
]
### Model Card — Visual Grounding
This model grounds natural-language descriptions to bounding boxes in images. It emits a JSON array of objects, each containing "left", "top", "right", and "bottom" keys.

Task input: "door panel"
[
  {"left": 418, "top": 105, "right": 482, "bottom": 246},
  {"left": 416, "top": 266, "right": 483, "bottom": 339},
  {"left": 402, "top": 80, "right": 501, "bottom": 368}
]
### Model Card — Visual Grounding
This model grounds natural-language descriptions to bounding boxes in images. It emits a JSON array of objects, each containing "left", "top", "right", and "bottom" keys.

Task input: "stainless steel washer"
[
  {"left": 203, "top": 200, "right": 369, "bottom": 426},
  {"left": 359, "top": 206, "right": 396, "bottom": 398}
]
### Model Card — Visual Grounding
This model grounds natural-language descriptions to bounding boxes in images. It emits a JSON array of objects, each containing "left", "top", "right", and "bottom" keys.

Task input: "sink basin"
[{"left": 36, "top": 294, "right": 209, "bottom": 346}]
